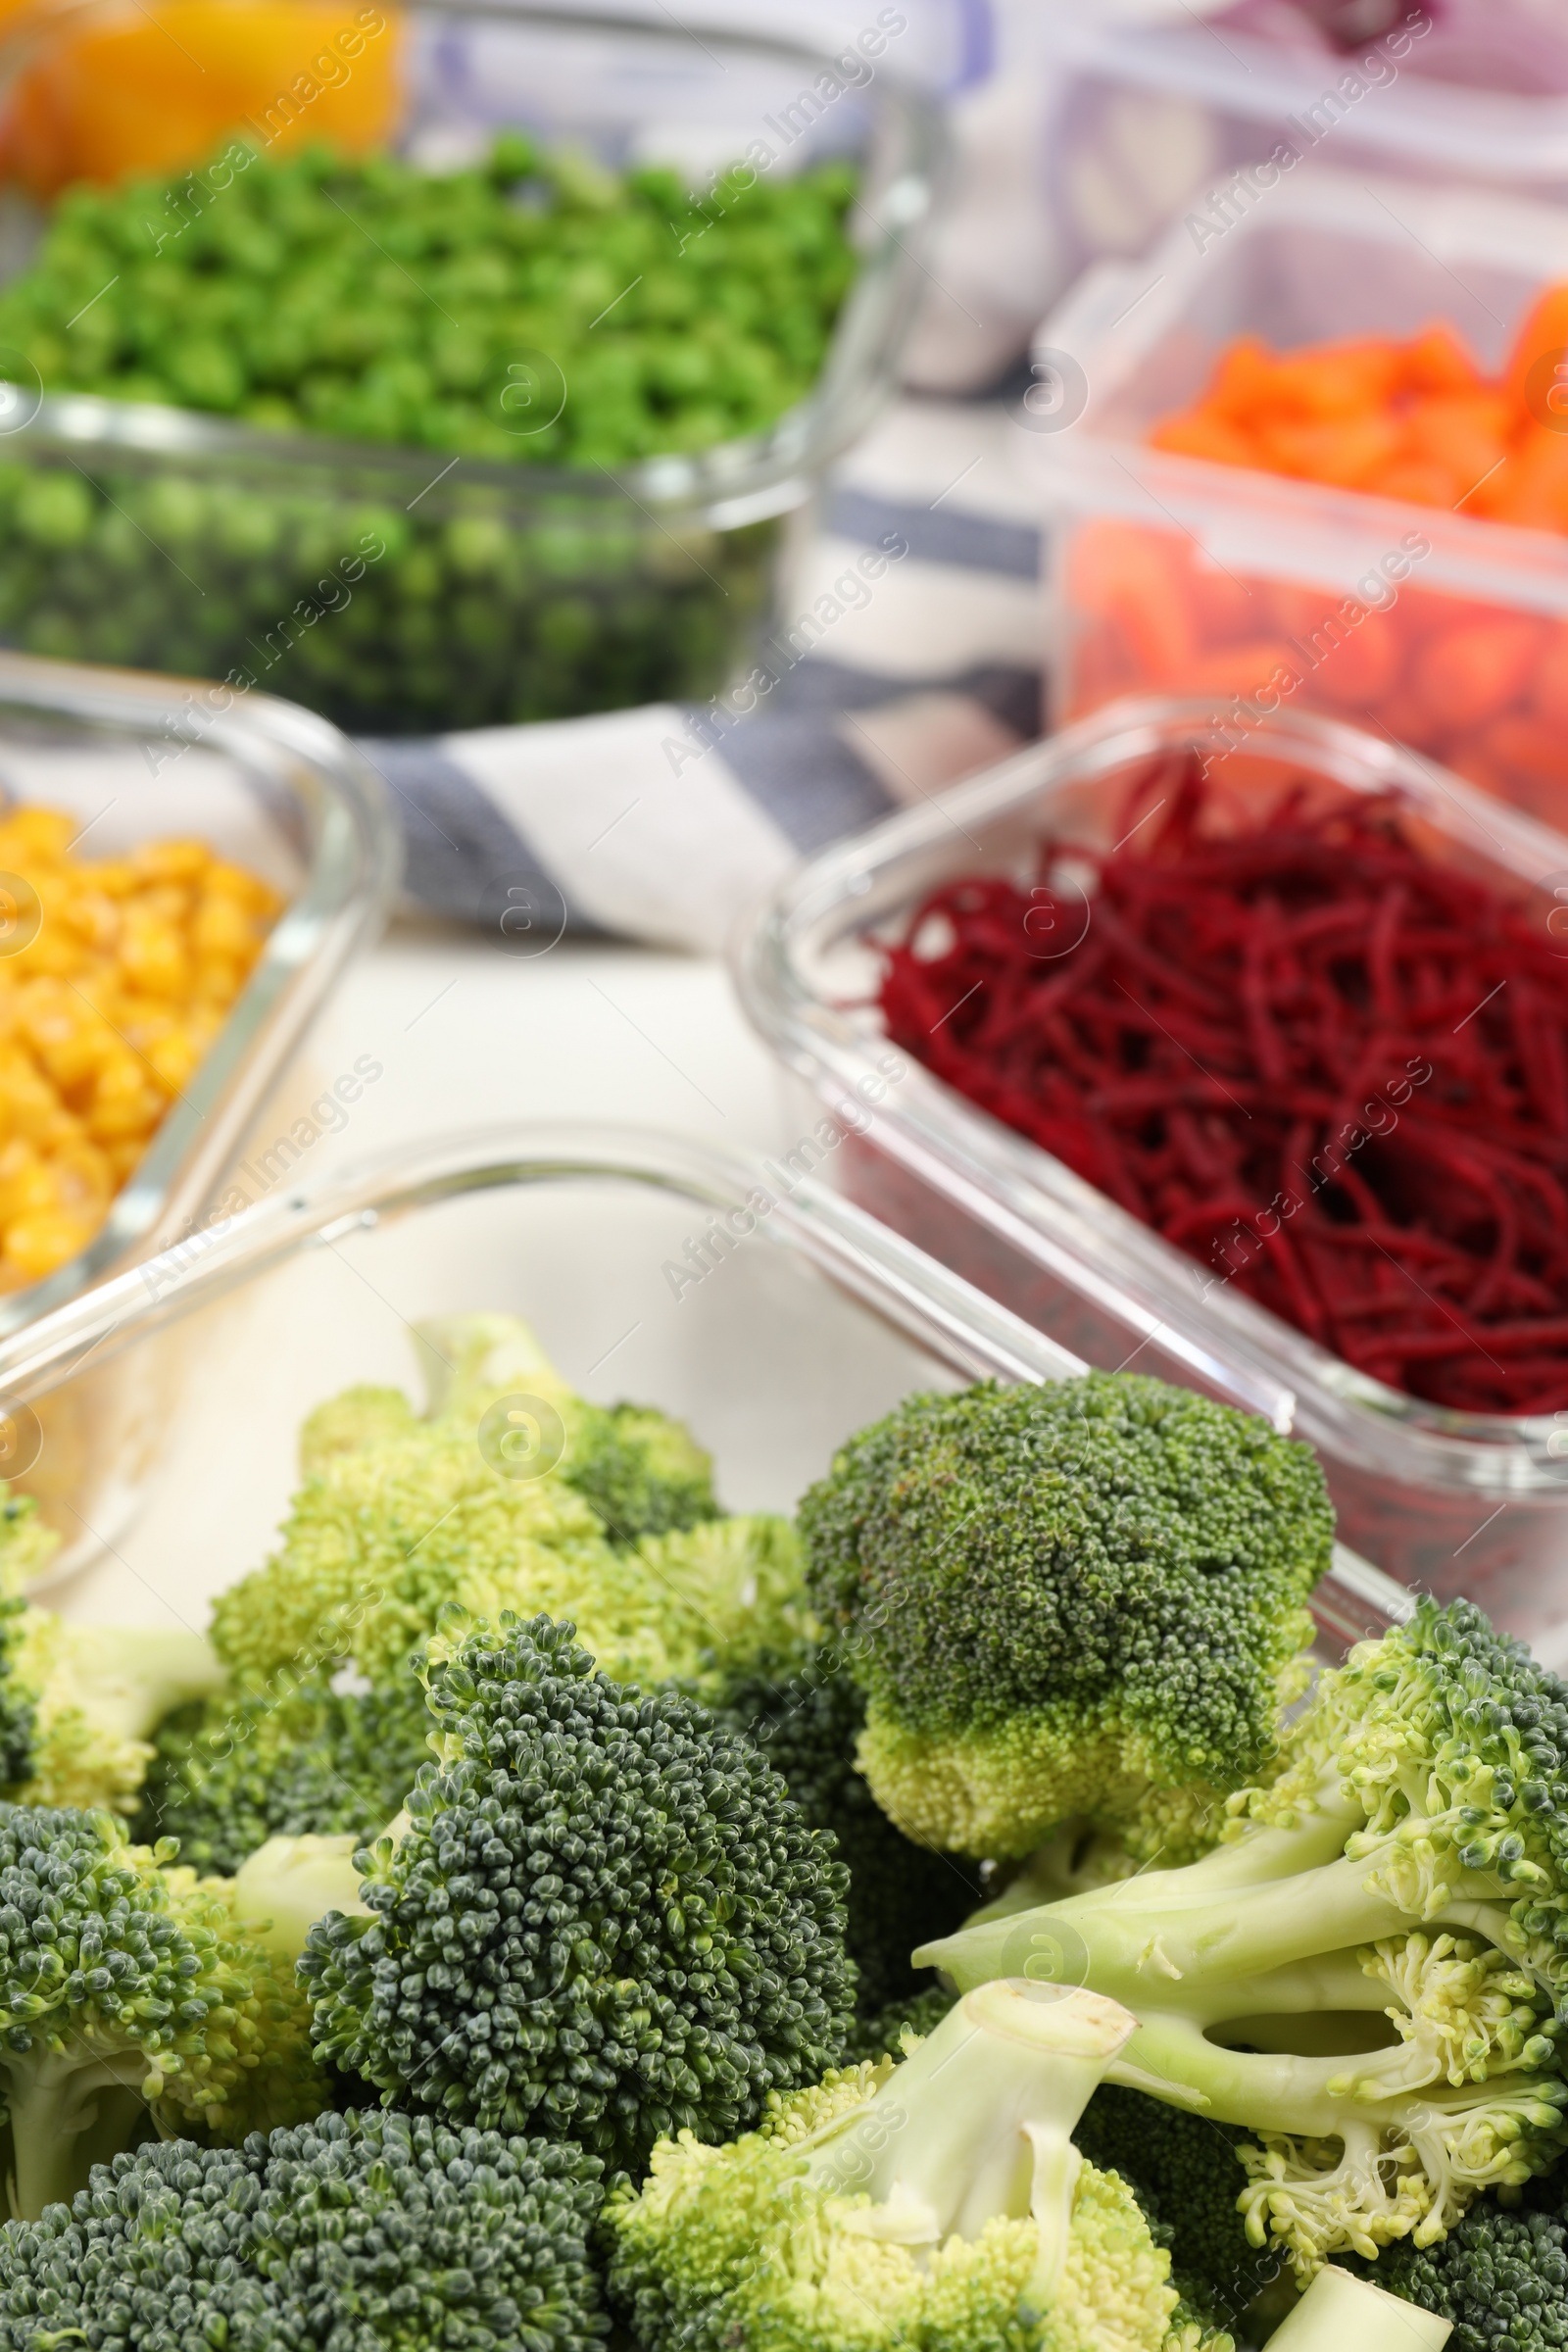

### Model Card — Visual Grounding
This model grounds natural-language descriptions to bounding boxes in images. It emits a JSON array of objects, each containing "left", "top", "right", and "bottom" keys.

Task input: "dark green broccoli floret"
[
  {"left": 0, "top": 1804, "right": 324, "bottom": 2220},
  {"left": 234, "top": 1613, "right": 855, "bottom": 2173},
  {"left": 797, "top": 1372, "right": 1332, "bottom": 1862},
  {"left": 564, "top": 1398, "right": 717, "bottom": 1541},
  {"left": 0, "top": 2107, "right": 608, "bottom": 2352},
  {"left": 703, "top": 1642, "right": 980, "bottom": 2025},
  {"left": 1074, "top": 2083, "right": 1281, "bottom": 2333},
  {"left": 136, "top": 1673, "right": 437, "bottom": 1875},
  {"left": 840, "top": 1979, "right": 956, "bottom": 2065},
  {"left": 1368, "top": 2180, "right": 1568, "bottom": 2349},
  {"left": 922, "top": 1598, "right": 1568, "bottom": 2281}
]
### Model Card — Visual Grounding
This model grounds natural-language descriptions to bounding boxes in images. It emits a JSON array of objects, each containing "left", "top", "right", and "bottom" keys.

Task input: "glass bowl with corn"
[{"left": 0, "top": 651, "right": 395, "bottom": 1335}]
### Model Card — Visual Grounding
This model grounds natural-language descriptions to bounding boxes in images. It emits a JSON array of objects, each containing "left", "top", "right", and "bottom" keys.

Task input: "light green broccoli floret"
[
  {"left": 417, "top": 1310, "right": 717, "bottom": 1538},
  {"left": 920, "top": 1599, "right": 1568, "bottom": 2284},
  {"left": 797, "top": 1373, "right": 1331, "bottom": 1864},
  {"left": 210, "top": 1316, "right": 799, "bottom": 1691},
  {"left": 0, "top": 1592, "right": 223, "bottom": 1817},
  {"left": 0, "top": 1804, "right": 326, "bottom": 2219},
  {"left": 0, "top": 1489, "right": 60, "bottom": 1596},
  {"left": 604, "top": 1979, "right": 1196, "bottom": 2352}
]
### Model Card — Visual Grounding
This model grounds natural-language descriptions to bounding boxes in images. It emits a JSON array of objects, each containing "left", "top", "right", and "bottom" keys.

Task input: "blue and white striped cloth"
[{"left": 359, "top": 393, "right": 1043, "bottom": 953}]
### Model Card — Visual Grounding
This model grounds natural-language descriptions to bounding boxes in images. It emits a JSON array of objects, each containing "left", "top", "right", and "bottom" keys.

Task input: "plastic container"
[
  {"left": 7, "top": 1118, "right": 1405, "bottom": 1661},
  {"left": 0, "top": 3, "right": 940, "bottom": 736},
  {"left": 734, "top": 694, "right": 1568, "bottom": 1657},
  {"left": 1025, "top": 167, "right": 1568, "bottom": 833},
  {"left": 1030, "top": 7, "right": 1568, "bottom": 321},
  {"left": 0, "top": 648, "right": 397, "bottom": 1563}
]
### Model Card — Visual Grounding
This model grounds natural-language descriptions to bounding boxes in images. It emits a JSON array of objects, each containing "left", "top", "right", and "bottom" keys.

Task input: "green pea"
[{"left": 16, "top": 470, "right": 95, "bottom": 549}]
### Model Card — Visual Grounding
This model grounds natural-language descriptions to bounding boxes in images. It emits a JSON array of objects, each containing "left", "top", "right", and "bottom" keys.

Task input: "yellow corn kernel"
[
  {"left": 145, "top": 1031, "right": 199, "bottom": 1097},
  {"left": 130, "top": 838, "right": 211, "bottom": 884},
  {"left": 0, "top": 805, "right": 275, "bottom": 1275},
  {"left": 117, "top": 911, "right": 189, "bottom": 1000},
  {"left": 4, "top": 1206, "right": 98, "bottom": 1280},
  {"left": 194, "top": 956, "right": 245, "bottom": 1010},
  {"left": 3, "top": 808, "right": 74, "bottom": 861},
  {"left": 191, "top": 890, "right": 265, "bottom": 961},
  {"left": 78, "top": 859, "right": 139, "bottom": 900},
  {"left": 59, "top": 888, "right": 121, "bottom": 955}
]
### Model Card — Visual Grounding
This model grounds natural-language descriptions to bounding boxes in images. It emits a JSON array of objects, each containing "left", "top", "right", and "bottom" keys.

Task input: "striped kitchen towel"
[{"left": 357, "top": 390, "right": 1044, "bottom": 954}]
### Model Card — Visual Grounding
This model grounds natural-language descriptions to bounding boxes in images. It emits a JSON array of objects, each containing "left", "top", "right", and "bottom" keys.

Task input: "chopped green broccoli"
[
  {"left": 604, "top": 1979, "right": 1205, "bottom": 2352},
  {"left": 210, "top": 1319, "right": 789, "bottom": 1693},
  {"left": 226, "top": 1612, "right": 855, "bottom": 2173},
  {"left": 416, "top": 1309, "right": 717, "bottom": 1537},
  {"left": 0, "top": 1489, "right": 62, "bottom": 1596},
  {"left": 1073, "top": 2084, "right": 1281, "bottom": 2334},
  {"left": 1362, "top": 2162, "right": 1568, "bottom": 2349},
  {"left": 136, "top": 1670, "right": 436, "bottom": 1875},
  {"left": 920, "top": 1598, "right": 1568, "bottom": 2281},
  {"left": 0, "top": 1804, "right": 326, "bottom": 2220},
  {"left": 703, "top": 1642, "right": 980, "bottom": 2027},
  {"left": 0, "top": 1598, "right": 224, "bottom": 1818},
  {"left": 0, "top": 2108, "right": 609, "bottom": 2352},
  {"left": 797, "top": 1373, "right": 1330, "bottom": 1863}
]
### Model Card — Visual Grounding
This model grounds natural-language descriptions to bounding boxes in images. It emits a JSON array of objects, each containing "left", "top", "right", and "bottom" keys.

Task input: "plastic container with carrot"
[{"left": 1026, "top": 171, "right": 1568, "bottom": 832}]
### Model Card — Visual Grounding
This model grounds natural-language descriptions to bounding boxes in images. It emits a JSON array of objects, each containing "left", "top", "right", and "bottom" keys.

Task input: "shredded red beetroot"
[{"left": 879, "top": 754, "right": 1568, "bottom": 1416}]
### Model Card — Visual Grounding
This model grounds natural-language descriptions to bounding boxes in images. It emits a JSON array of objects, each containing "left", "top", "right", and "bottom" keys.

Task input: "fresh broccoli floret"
[
  {"left": 604, "top": 1978, "right": 1205, "bottom": 2352},
  {"left": 1361, "top": 2162, "right": 1568, "bottom": 2349},
  {"left": 1073, "top": 2084, "right": 1281, "bottom": 2334},
  {"left": 564, "top": 1399, "right": 717, "bottom": 1540},
  {"left": 0, "top": 1804, "right": 326, "bottom": 2220},
  {"left": 0, "top": 2107, "right": 609, "bottom": 2352},
  {"left": 226, "top": 1611, "right": 856, "bottom": 2173},
  {"left": 211, "top": 1320, "right": 784, "bottom": 1694},
  {"left": 0, "top": 1490, "right": 61, "bottom": 1595},
  {"left": 920, "top": 1598, "right": 1568, "bottom": 2281},
  {"left": 703, "top": 1642, "right": 980, "bottom": 2026},
  {"left": 136, "top": 1671, "right": 436, "bottom": 1875},
  {"left": 797, "top": 1373, "right": 1331, "bottom": 1863},
  {"left": 842, "top": 1980, "right": 958, "bottom": 2064},
  {"left": 416, "top": 1309, "right": 717, "bottom": 1537},
  {"left": 0, "top": 1597, "right": 224, "bottom": 1817}
]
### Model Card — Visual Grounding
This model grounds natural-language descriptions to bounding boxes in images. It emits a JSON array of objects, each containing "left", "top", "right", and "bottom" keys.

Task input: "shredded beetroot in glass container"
[{"left": 878, "top": 754, "right": 1568, "bottom": 1416}]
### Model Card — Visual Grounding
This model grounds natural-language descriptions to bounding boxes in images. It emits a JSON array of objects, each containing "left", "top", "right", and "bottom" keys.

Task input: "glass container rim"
[{"left": 0, "top": 1110, "right": 1409, "bottom": 1642}]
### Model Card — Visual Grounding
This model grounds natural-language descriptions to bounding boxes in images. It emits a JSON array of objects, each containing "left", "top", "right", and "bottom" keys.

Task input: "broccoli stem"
[
  {"left": 67, "top": 1626, "right": 224, "bottom": 1743},
  {"left": 230, "top": 1831, "right": 369, "bottom": 1957},
  {"left": 1, "top": 2045, "right": 152, "bottom": 2220},
  {"left": 801, "top": 1981, "right": 1136, "bottom": 2303},
  {"left": 1267, "top": 2264, "right": 1451, "bottom": 2348},
  {"left": 925, "top": 1851, "right": 1415, "bottom": 2003}
]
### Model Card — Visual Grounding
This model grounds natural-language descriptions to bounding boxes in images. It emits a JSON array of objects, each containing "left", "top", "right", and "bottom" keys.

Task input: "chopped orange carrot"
[
  {"left": 1410, "top": 616, "right": 1547, "bottom": 733},
  {"left": 1479, "top": 712, "right": 1568, "bottom": 788},
  {"left": 1207, "top": 338, "right": 1278, "bottom": 423},
  {"left": 1255, "top": 413, "right": 1406, "bottom": 489},
  {"left": 1403, "top": 393, "right": 1512, "bottom": 494},
  {"left": 1400, "top": 324, "right": 1487, "bottom": 397},
  {"left": 1186, "top": 641, "right": 1304, "bottom": 701},
  {"left": 1479, "top": 425, "right": 1568, "bottom": 529},
  {"left": 1265, "top": 342, "right": 1403, "bottom": 418},
  {"left": 1186, "top": 563, "right": 1263, "bottom": 643},
  {"left": 1504, "top": 283, "right": 1568, "bottom": 411},
  {"left": 1150, "top": 413, "right": 1257, "bottom": 466}
]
